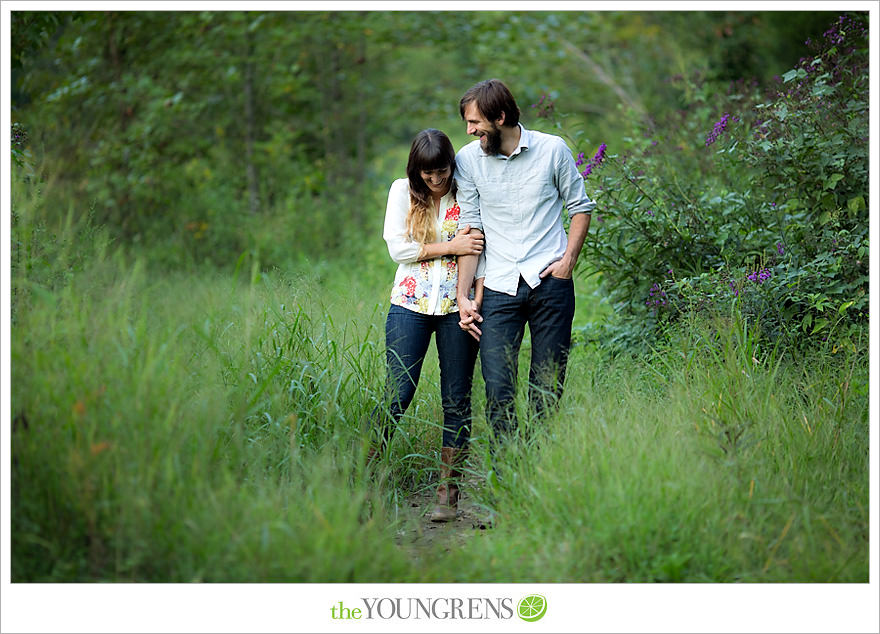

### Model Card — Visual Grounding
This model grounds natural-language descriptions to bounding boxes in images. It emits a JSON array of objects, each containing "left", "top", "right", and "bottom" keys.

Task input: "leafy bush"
[{"left": 542, "top": 12, "right": 868, "bottom": 353}]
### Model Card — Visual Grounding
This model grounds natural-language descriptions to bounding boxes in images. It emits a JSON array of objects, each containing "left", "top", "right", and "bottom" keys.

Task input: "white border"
[
  {"left": 1, "top": 583, "right": 880, "bottom": 633},
  {"left": 2, "top": 2, "right": 878, "bottom": 633}
]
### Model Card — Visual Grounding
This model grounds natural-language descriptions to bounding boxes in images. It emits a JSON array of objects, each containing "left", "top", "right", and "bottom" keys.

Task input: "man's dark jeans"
[
  {"left": 479, "top": 275, "right": 575, "bottom": 442},
  {"left": 377, "top": 304, "right": 479, "bottom": 449}
]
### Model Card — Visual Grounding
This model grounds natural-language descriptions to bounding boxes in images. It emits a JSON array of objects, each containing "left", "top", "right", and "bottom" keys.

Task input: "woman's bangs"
[{"left": 417, "top": 146, "right": 452, "bottom": 172}]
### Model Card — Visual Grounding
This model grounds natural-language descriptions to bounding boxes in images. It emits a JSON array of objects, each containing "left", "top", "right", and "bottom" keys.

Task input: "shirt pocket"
[
  {"left": 517, "top": 163, "right": 556, "bottom": 211},
  {"left": 478, "top": 177, "right": 512, "bottom": 215}
]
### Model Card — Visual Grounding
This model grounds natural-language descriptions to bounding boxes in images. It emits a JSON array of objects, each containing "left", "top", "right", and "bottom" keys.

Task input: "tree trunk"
[
  {"left": 244, "top": 26, "right": 260, "bottom": 215},
  {"left": 354, "top": 15, "right": 368, "bottom": 225}
]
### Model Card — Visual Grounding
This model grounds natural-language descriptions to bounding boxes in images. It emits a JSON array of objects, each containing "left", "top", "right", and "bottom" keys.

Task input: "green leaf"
[
  {"left": 777, "top": 104, "right": 788, "bottom": 121},
  {"left": 838, "top": 301, "right": 854, "bottom": 314},
  {"left": 802, "top": 313, "right": 813, "bottom": 332},
  {"left": 847, "top": 195, "right": 865, "bottom": 213},
  {"left": 824, "top": 173, "right": 845, "bottom": 190},
  {"left": 810, "top": 318, "right": 830, "bottom": 335},
  {"left": 782, "top": 69, "right": 799, "bottom": 83}
]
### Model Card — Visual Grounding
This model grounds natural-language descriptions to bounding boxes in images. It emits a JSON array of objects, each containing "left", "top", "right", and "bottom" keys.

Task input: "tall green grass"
[
  {"left": 11, "top": 181, "right": 868, "bottom": 582},
  {"left": 444, "top": 321, "right": 869, "bottom": 582}
]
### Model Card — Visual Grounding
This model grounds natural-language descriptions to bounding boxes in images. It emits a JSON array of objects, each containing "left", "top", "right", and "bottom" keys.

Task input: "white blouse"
[{"left": 383, "top": 178, "right": 485, "bottom": 315}]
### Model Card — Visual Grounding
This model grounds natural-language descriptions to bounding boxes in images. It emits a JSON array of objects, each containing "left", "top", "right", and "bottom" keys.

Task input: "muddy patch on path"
[{"left": 394, "top": 487, "right": 495, "bottom": 559}]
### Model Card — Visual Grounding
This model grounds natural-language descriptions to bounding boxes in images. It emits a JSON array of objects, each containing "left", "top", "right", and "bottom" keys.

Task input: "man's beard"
[{"left": 483, "top": 125, "right": 502, "bottom": 155}]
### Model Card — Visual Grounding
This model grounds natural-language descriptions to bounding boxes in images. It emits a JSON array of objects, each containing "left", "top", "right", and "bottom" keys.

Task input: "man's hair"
[{"left": 459, "top": 79, "right": 520, "bottom": 128}]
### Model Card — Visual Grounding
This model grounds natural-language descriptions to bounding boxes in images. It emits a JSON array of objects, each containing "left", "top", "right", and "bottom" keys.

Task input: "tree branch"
[{"left": 558, "top": 37, "right": 645, "bottom": 118}]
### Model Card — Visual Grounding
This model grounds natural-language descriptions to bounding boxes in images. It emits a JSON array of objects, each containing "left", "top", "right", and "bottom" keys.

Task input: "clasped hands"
[
  {"left": 448, "top": 224, "right": 483, "bottom": 256},
  {"left": 458, "top": 258, "right": 574, "bottom": 342}
]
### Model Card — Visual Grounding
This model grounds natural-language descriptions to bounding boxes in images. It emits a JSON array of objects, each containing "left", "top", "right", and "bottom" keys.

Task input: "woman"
[{"left": 376, "top": 128, "right": 484, "bottom": 522}]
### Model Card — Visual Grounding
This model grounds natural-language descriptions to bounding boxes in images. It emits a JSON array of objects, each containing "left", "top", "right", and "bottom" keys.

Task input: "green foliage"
[
  {"left": 550, "top": 12, "right": 868, "bottom": 353},
  {"left": 447, "top": 317, "right": 868, "bottom": 582},
  {"left": 12, "top": 10, "right": 835, "bottom": 269},
  {"left": 9, "top": 175, "right": 867, "bottom": 583},
  {"left": 14, "top": 12, "right": 398, "bottom": 259},
  {"left": 11, "top": 12, "right": 65, "bottom": 70},
  {"left": 10, "top": 223, "right": 409, "bottom": 581},
  {"left": 11, "top": 122, "right": 32, "bottom": 169},
  {"left": 10, "top": 163, "right": 114, "bottom": 326},
  {"left": 9, "top": 9, "right": 869, "bottom": 589}
]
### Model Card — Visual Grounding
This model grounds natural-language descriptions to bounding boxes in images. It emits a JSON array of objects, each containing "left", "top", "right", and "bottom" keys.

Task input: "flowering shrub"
[
  {"left": 576, "top": 143, "right": 607, "bottom": 178},
  {"left": 11, "top": 122, "right": 31, "bottom": 170},
  {"left": 547, "top": 12, "right": 869, "bottom": 352},
  {"left": 704, "top": 113, "right": 736, "bottom": 146}
]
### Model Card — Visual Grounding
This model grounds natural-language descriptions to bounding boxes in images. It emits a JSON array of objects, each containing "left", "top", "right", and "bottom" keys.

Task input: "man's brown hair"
[{"left": 459, "top": 79, "right": 521, "bottom": 127}]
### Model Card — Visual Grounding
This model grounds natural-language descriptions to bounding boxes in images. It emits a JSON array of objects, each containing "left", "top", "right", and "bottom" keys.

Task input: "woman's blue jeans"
[
  {"left": 376, "top": 304, "right": 479, "bottom": 449},
  {"left": 479, "top": 275, "right": 575, "bottom": 441}
]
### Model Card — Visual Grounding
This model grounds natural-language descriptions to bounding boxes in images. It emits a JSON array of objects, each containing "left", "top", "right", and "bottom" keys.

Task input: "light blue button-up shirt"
[{"left": 455, "top": 124, "right": 596, "bottom": 296}]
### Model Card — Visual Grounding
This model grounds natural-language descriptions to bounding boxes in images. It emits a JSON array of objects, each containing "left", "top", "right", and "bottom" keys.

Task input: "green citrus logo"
[{"left": 517, "top": 594, "right": 547, "bottom": 622}]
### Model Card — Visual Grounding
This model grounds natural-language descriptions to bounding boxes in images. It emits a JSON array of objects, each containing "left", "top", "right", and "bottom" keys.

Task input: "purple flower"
[
  {"left": 645, "top": 282, "right": 667, "bottom": 309},
  {"left": 745, "top": 267, "right": 772, "bottom": 285},
  {"left": 11, "top": 122, "right": 28, "bottom": 149},
  {"left": 705, "top": 113, "right": 732, "bottom": 146},
  {"left": 776, "top": 242, "right": 785, "bottom": 256},
  {"left": 531, "top": 94, "right": 555, "bottom": 119},
  {"left": 577, "top": 143, "right": 608, "bottom": 180},
  {"left": 593, "top": 143, "right": 607, "bottom": 166}
]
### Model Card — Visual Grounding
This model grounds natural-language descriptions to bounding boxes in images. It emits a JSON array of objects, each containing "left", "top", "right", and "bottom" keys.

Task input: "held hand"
[
  {"left": 540, "top": 257, "right": 574, "bottom": 280},
  {"left": 448, "top": 225, "right": 484, "bottom": 256},
  {"left": 458, "top": 296, "right": 483, "bottom": 342}
]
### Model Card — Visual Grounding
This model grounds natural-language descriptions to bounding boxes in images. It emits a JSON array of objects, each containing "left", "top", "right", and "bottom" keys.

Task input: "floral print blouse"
[{"left": 382, "top": 178, "right": 485, "bottom": 315}]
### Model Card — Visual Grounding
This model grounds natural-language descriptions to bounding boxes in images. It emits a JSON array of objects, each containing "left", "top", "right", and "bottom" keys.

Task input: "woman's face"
[{"left": 420, "top": 166, "right": 452, "bottom": 196}]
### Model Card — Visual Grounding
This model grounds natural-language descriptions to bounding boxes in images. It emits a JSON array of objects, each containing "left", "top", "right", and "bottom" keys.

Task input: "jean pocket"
[{"left": 547, "top": 275, "right": 574, "bottom": 284}]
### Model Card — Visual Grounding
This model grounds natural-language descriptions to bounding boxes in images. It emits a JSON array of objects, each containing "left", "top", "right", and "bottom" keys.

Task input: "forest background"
[{"left": 4, "top": 6, "right": 877, "bottom": 631}]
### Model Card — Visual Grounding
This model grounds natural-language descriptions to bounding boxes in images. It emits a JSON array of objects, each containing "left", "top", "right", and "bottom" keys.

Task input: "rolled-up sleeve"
[
  {"left": 454, "top": 149, "right": 483, "bottom": 232},
  {"left": 555, "top": 140, "right": 597, "bottom": 218},
  {"left": 475, "top": 252, "right": 487, "bottom": 280},
  {"left": 383, "top": 179, "right": 422, "bottom": 264}
]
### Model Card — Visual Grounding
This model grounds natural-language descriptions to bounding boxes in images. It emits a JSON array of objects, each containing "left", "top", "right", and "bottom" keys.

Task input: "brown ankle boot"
[
  {"left": 365, "top": 444, "right": 380, "bottom": 465},
  {"left": 430, "top": 447, "right": 463, "bottom": 522}
]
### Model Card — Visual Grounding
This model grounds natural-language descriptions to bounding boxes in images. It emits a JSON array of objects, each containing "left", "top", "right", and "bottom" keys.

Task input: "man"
[{"left": 454, "top": 79, "right": 595, "bottom": 444}]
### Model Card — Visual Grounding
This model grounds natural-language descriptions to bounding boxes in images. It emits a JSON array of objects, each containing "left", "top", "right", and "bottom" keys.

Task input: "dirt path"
[{"left": 394, "top": 487, "right": 494, "bottom": 558}]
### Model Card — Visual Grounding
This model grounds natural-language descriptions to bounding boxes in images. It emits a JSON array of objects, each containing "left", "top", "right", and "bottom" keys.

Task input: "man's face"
[{"left": 463, "top": 101, "right": 503, "bottom": 155}]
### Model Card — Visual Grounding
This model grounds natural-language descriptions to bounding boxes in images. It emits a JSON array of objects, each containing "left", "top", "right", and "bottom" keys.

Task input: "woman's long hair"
[{"left": 405, "top": 129, "right": 457, "bottom": 245}]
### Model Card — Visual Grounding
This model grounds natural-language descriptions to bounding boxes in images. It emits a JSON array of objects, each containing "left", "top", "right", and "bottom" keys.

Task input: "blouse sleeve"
[{"left": 382, "top": 179, "right": 421, "bottom": 264}]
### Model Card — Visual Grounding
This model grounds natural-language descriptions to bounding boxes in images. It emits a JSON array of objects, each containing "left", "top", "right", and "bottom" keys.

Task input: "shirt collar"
[{"left": 515, "top": 123, "right": 531, "bottom": 154}]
